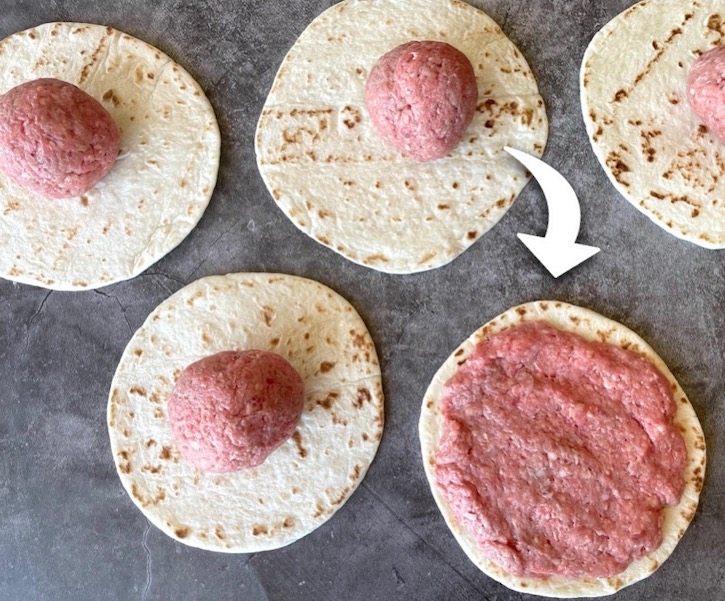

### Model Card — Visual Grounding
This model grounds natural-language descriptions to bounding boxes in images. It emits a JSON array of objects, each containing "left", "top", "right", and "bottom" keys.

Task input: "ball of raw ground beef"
[
  {"left": 168, "top": 350, "right": 305, "bottom": 472},
  {"left": 0, "top": 78, "right": 120, "bottom": 198},
  {"left": 365, "top": 41, "right": 478, "bottom": 162},
  {"left": 687, "top": 46, "right": 725, "bottom": 143}
]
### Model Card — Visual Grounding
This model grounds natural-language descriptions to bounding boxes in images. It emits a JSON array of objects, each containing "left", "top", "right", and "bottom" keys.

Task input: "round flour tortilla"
[
  {"left": 581, "top": 0, "right": 725, "bottom": 248},
  {"left": 255, "top": 0, "right": 548, "bottom": 274},
  {"left": 419, "top": 301, "right": 705, "bottom": 597},
  {"left": 108, "top": 273, "right": 384, "bottom": 552},
  {"left": 0, "top": 22, "right": 220, "bottom": 290}
]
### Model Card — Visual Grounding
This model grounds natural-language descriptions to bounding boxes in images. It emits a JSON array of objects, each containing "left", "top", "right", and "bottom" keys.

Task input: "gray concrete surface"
[{"left": 0, "top": 1, "right": 723, "bottom": 600}]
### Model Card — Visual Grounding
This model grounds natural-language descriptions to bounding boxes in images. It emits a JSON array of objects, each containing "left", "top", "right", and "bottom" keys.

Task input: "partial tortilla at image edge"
[
  {"left": 419, "top": 300, "right": 706, "bottom": 598},
  {"left": 255, "top": 0, "right": 548, "bottom": 274},
  {"left": 580, "top": 0, "right": 725, "bottom": 249},
  {"left": 107, "top": 272, "right": 384, "bottom": 553},
  {"left": 0, "top": 22, "right": 221, "bottom": 290}
]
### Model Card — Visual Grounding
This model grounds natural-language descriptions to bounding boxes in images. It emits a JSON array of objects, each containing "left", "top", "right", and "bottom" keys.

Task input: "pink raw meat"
[
  {"left": 687, "top": 46, "right": 725, "bottom": 143},
  {"left": 365, "top": 41, "right": 478, "bottom": 162},
  {"left": 0, "top": 78, "right": 120, "bottom": 198},
  {"left": 168, "top": 350, "right": 304, "bottom": 473}
]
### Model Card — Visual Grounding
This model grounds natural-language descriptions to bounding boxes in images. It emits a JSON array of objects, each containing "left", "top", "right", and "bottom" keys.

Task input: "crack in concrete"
[
  {"left": 21, "top": 291, "right": 53, "bottom": 356},
  {"left": 141, "top": 271, "right": 188, "bottom": 288},
  {"left": 360, "top": 481, "right": 493, "bottom": 600},
  {"left": 500, "top": 4, "right": 515, "bottom": 32},
  {"left": 93, "top": 289, "right": 133, "bottom": 335},
  {"left": 186, "top": 217, "right": 244, "bottom": 282},
  {"left": 141, "top": 521, "right": 152, "bottom": 601}
]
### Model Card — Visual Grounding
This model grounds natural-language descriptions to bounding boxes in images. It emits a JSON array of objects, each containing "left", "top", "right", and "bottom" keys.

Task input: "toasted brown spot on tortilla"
[
  {"left": 292, "top": 431, "right": 307, "bottom": 458},
  {"left": 681, "top": 508, "right": 695, "bottom": 522},
  {"left": 3, "top": 199, "right": 20, "bottom": 215},
  {"left": 606, "top": 151, "right": 631, "bottom": 184},
  {"left": 364, "top": 254, "right": 389, "bottom": 264},
  {"left": 186, "top": 289, "right": 203, "bottom": 305},
  {"left": 78, "top": 34, "right": 108, "bottom": 85},
  {"left": 607, "top": 577, "right": 624, "bottom": 590},
  {"left": 252, "top": 525, "right": 268, "bottom": 536},
  {"left": 262, "top": 305, "right": 274, "bottom": 326},
  {"left": 350, "top": 332, "right": 367, "bottom": 348},
  {"left": 283, "top": 516, "right": 295, "bottom": 528},
  {"left": 341, "top": 105, "right": 362, "bottom": 128},
  {"left": 160, "top": 446, "right": 172, "bottom": 460},
  {"left": 330, "top": 486, "right": 350, "bottom": 506},
  {"left": 467, "top": 231, "right": 477, "bottom": 240},
  {"left": 131, "top": 483, "right": 143, "bottom": 502},
  {"left": 354, "top": 387, "right": 371, "bottom": 409},
  {"left": 129, "top": 386, "right": 147, "bottom": 396},
  {"left": 316, "top": 392, "right": 339, "bottom": 410},
  {"left": 118, "top": 450, "right": 132, "bottom": 473},
  {"left": 320, "top": 361, "right": 335, "bottom": 373},
  {"left": 101, "top": 89, "right": 120, "bottom": 107}
]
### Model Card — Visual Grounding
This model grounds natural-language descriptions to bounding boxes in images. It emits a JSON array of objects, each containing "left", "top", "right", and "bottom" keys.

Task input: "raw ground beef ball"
[
  {"left": 365, "top": 41, "right": 478, "bottom": 162},
  {"left": 168, "top": 350, "right": 305, "bottom": 472},
  {"left": 0, "top": 78, "right": 120, "bottom": 198},
  {"left": 687, "top": 46, "right": 725, "bottom": 143}
]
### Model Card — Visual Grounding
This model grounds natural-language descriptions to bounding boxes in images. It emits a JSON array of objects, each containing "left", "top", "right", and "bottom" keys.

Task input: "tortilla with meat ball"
[
  {"left": 0, "top": 22, "right": 220, "bottom": 290},
  {"left": 108, "top": 273, "right": 384, "bottom": 552},
  {"left": 255, "top": 0, "right": 548, "bottom": 274}
]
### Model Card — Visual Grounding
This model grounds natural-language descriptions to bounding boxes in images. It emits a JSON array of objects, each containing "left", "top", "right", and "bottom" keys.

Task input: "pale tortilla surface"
[
  {"left": 108, "top": 273, "right": 384, "bottom": 552},
  {"left": 0, "top": 22, "right": 220, "bottom": 290},
  {"left": 255, "top": 0, "right": 548, "bottom": 274},
  {"left": 420, "top": 301, "right": 705, "bottom": 597},
  {"left": 581, "top": 0, "right": 725, "bottom": 248}
]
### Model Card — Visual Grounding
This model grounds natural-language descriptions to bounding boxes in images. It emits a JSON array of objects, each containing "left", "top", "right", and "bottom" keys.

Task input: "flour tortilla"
[
  {"left": 0, "top": 23, "right": 220, "bottom": 290},
  {"left": 108, "top": 273, "right": 384, "bottom": 552},
  {"left": 255, "top": 0, "right": 548, "bottom": 274},
  {"left": 581, "top": 0, "right": 725, "bottom": 248},
  {"left": 420, "top": 301, "right": 705, "bottom": 597}
]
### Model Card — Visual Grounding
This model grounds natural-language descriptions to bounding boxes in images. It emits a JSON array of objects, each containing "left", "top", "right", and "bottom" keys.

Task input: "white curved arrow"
[{"left": 505, "top": 146, "right": 600, "bottom": 278}]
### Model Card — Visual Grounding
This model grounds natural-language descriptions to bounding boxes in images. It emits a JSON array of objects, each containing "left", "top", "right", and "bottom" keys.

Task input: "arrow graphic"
[{"left": 504, "top": 146, "right": 600, "bottom": 278}]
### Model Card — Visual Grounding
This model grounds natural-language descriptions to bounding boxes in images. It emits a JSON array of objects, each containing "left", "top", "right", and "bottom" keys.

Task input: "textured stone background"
[{"left": 1, "top": 1, "right": 723, "bottom": 600}]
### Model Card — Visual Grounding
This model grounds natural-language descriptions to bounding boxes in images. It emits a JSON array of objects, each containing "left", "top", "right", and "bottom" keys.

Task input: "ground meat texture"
[
  {"left": 435, "top": 321, "right": 686, "bottom": 579},
  {"left": 687, "top": 46, "right": 725, "bottom": 143},
  {"left": 365, "top": 41, "right": 478, "bottom": 162},
  {"left": 0, "top": 78, "right": 120, "bottom": 198},
  {"left": 168, "top": 350, "right": 304, "bottom": 472}
]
